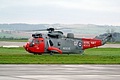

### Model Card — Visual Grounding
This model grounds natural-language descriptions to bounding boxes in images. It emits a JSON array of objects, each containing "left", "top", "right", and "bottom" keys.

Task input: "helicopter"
[{"left": 23, "top": 28, "right": 112, "bottom": 55}]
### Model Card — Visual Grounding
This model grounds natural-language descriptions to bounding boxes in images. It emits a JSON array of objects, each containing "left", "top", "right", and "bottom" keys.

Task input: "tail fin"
[{"left": 95, "top": 33, "right": 112, "bottom": 45}]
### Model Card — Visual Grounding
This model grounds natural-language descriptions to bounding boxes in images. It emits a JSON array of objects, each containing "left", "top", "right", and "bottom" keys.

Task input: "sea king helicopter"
[{"left": 23, "top": 28, "right": 112, "bottom": 55}]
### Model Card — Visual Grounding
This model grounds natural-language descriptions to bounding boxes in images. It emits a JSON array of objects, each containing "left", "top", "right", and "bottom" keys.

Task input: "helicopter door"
[{"left": 47, "top": 40, "right": 62, "bottom": 54}]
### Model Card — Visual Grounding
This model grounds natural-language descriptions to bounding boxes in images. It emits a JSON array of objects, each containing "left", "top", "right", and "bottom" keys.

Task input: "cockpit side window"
[
  {"left": 34, "top": 39, "right": 40, "bottom": 44},
  {"left": 29, "top": 38, "right": 40, "bottom": 47}
]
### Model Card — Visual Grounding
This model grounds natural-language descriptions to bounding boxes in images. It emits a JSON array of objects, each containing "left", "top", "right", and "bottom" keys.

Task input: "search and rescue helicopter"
[{"left": 23, "top": 28, "right": 112, "bottom": 55}]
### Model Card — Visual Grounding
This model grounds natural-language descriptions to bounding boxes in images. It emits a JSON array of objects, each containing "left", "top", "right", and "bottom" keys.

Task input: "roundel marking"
[{"left": 78, "top": 41, "right": 82, "bottom": 47}]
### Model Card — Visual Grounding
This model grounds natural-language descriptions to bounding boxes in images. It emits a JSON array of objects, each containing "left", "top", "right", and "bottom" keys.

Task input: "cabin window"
[{"left": 58, "top": 42, "right": 61, "bottom": 46}]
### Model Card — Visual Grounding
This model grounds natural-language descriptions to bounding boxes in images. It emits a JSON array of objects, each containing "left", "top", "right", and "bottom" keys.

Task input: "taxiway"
[{"left": 0, "top": 65, "right": 120, "bottom": 80}]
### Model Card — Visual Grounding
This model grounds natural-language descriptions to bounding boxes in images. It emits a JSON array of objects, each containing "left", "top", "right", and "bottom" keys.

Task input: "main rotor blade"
[{"left": 17, "top": 27, "right": 72, "bottom": 32}]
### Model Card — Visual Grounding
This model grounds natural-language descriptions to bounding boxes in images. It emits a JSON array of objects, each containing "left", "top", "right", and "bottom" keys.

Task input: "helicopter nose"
[{"left": 23, "top": 42, "right": 29, "bottom": 51}]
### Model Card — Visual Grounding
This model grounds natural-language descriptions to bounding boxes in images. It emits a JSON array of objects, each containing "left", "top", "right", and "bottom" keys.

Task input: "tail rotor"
[{"left": 106, "top": 29, "right": 116, "bottom": 42}]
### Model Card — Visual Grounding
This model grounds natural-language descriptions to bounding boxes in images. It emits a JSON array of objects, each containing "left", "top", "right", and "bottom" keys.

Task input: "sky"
[{"left": 0, "top": 0, "right": 120, "bottom": 25}]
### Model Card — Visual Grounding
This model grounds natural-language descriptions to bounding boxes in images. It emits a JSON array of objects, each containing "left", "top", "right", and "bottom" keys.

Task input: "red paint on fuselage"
[
  {"left": 24, "top": 38, "right": 45, "bottom": 54},
  {"left": 82, "top": 38, "right": 102, "bottom": 49},
  {"left": 48, "top": 46, "right": 62, "bottom": 54}
]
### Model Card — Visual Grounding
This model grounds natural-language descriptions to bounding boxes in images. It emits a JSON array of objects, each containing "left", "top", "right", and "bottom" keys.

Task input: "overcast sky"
[{"left": 0, "top": 0, "right": 120, "bottom": 25}]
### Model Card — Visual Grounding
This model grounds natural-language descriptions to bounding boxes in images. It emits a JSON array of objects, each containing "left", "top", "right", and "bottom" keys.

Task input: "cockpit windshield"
[
  {"left": 28, "top": 38, "right": 34, "bottom": 43},
  {"left": 29, "top": 38, "right": 40, "bottom": 44}
]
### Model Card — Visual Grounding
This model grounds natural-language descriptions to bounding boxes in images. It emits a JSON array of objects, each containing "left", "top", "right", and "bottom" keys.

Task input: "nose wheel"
[
  {"left": 33, "top": 53, "right": 37, "bottom": 55},
  {"left": 50, "top": 51, "right": 54, "bottom": 55}
]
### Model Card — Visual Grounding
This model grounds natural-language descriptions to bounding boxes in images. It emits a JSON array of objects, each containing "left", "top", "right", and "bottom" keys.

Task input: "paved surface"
[
  {"left": 99, "top": 44, "right": 120, "bottom": 48},
  {"left": 0, "top": 65, "right": 120, "bottom": 80},
  {"left": 0, "top": 41, "right": 25, "bottom": 47}
]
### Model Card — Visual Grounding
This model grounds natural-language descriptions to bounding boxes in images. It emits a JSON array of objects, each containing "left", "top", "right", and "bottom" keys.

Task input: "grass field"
[{"left": 0, "top": 47, "right": 120, "bottom": 64}]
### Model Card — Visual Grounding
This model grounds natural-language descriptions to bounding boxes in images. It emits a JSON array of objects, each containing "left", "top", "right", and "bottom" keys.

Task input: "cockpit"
[
  {"left": 28, "top": 38, "right": 38, "bottom": 47},
  {"left": 24, "top": 36, "right": 45, "bottom": 54}
]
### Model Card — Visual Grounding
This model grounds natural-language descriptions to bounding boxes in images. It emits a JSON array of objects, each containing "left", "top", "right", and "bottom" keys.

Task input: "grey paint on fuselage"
[{"left": 44, "top": 35, "right": 83, "bottom": 54}]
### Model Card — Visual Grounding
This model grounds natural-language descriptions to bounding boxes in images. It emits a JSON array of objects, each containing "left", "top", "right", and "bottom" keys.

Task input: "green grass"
[
  {"left": 0, "top": 47, "right": 120, "bottom": 64},
  {"left": 107, "top": 42, "right": 120, "bottom": 44}
]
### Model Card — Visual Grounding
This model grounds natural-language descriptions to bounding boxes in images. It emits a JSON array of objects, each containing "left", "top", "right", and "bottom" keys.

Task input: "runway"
[
  {"left": 0, "top": 65, "right": 120, "bottom": 80},
  {"left": 0, "top": 41, "right": 25, "bottom": 47}
]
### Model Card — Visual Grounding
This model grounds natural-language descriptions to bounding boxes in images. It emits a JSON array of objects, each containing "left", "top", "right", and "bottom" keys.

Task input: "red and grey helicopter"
[{"left": 23, "top": 28, "right": 112, "bottom": 55}]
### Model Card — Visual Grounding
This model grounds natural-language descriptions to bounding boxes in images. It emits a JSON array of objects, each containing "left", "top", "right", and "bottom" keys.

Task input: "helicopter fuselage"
[
  {"left": 24, "top": 28, "right": 112, "bottom": 55},
  {"left": 24, "top": 33, "right": 103, "bottom": 55}
]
